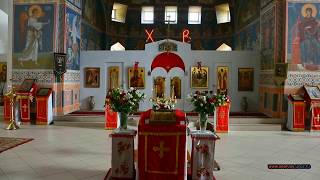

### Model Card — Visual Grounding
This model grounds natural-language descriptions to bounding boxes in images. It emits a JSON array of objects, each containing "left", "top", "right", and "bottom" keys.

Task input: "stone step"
[
  {"left": 54, "top": 118, "right": 283, "bottom": 131},
  {"left": 229, "top": 124, "right": 282, "bottom": 131},
  {"left": 229, "top": 117, "right": 285, "bottom": 124}
]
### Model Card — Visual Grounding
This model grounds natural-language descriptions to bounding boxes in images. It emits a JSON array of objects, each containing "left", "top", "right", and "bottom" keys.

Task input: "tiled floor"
[{"left": 0, "top": 122, "right": 320, "bottom": 180}]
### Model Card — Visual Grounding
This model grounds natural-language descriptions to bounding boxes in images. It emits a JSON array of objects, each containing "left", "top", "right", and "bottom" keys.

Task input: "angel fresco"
[
  {"left": 18, "top": 5, "right": 49, "bottom": 65},
  {"left": 14, "top": 4, "right": 54, "bottom": 69}
]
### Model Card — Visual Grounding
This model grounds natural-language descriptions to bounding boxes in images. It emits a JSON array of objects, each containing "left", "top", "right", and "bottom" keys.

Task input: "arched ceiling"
[{"left": 82, "top": 0, "right": 260, "bottom": 50}]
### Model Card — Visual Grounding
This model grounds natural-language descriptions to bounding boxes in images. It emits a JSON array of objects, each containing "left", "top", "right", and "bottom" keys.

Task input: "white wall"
[
  {"left": 80, "top": 40, "right": 261, "bottom": 112},
  {"left": 0, "top": 6, "right": 8, "bottom": 56}
]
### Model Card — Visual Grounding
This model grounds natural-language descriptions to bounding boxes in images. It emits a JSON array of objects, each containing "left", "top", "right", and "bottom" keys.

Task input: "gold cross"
[
  {"left": 316, "top": 114, "right": 320, "bottom": 122},
  {"left": 153, "top": 141, "right": 170, "bottom": 159},
  {"left": 22, "top": 104, "right": 28, "bottom": 112}
]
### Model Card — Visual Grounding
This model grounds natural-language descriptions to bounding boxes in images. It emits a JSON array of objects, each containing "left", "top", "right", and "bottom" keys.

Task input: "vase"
[
  {"left": 118, "top": 112, "right": 128, "bottom": 130},
  {"left": 199, "top": 113, "right": 208, "bottom": 132},
  {"left": 88, "top": 96, "right": 95, "bottom": 110},
  {"left": 241, "top": 97, "right": 248, "bottom": 112}
]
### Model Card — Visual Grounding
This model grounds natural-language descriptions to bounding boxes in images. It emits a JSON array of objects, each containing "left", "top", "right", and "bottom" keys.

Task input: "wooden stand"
[
  {"left": 17, "top": 79, "right": 37, "bottom": 123},
  {"left": 190, "top": 131, "right": 219, "bottom": 180},
  {"left": 287, "top": 94, "right": 305, "bottom": 131},
  {"left": 36, "top": 88, "right": 53, "bottom": 125},
  {"left": 302, "top": 86, "right": 320, "bottom": 131}
]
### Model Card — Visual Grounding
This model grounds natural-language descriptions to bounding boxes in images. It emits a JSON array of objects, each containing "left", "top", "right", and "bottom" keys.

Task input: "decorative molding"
[
  {"left": 285, "top": 71, "right": 320, "bottom": 88},
  {"left": 64, "top": 70, "right": 80, "bottom": 83},
  {"left": 12, "top": 70, "right": 54, "bottom": 85}
]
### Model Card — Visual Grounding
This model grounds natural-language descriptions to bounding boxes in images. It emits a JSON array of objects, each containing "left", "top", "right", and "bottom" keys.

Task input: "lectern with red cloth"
[
  {"left": 303, "top": 86, "right": 320, "bottom": 131},
  {"left": 17, "top": 79, "right": 37, "bottom": 123},
  {"left": 138, "top": 109, "right": 187, "bottom": 180},
  {"left": 287, "top": 94, "right": 305, "bottom": 131},
  {"left": 215, "top": 102, "right": 230, "bottom": 133},
  {"left": 36, "top": 88, "right": 53, "bottom": 125}
]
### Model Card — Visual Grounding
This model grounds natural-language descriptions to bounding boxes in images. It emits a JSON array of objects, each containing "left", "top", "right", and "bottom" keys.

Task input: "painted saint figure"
[
  {"left": 109, "top": 67, "right": 119, "bottom": 90},
  {"left": 130, "top": 68, "right": 144, "bottom": 88},
  {"left": 217, "top": 67, "right": 228, "bottom": 94},
  {"left": 19, "top": 5, "right": 50, "bottom": 66},
  {"left": 299, "top": 4, "right": 320, "bottom": 65}
]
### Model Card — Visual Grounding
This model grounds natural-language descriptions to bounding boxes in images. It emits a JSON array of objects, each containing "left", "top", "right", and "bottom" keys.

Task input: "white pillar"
[{"left": 7, "top": 0, "right": 13, "bottom": 90}]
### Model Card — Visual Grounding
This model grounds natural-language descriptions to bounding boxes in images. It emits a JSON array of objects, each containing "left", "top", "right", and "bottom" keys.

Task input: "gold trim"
[
  {"left": 144, "top": 134, "right": 180, "bottom": 174},
  {"left": 292, "top": 128, "right": 304, "bottom": 132},
  {"left": 140, "top": 132, "right": 185, "bottom": 136},
  {"left": 175, "top": 135, "right": 179, "bottom": 169},
  {"left": 36, "top": 122, "right": 48, "bottom": 125},
  {"left": 216, "top": 130, "right": 228, "bottom": 133},
  {"left": 147, "top": 170, "right": 178, "bottom": 175},
  {"left": 145, "top": 135, "right": 148, "bottom": 172}
]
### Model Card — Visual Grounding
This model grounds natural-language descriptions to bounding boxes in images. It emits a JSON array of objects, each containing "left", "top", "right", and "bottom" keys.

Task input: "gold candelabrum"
[{"left": 5, "top": 87, "right": 33, "bottom": 130}]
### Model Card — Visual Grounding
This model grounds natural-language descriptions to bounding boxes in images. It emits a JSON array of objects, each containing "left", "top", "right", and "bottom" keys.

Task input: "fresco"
[
  {"left": 13, "top": 4, "right": 55, "bottom": 69},
  {"left": 67, "top": 0, "right": 81, "bottom": 9},
  {"left": 234, "top": 20, "right": 260, "bottom": 51},
  {"left": 261, "top": 7, "right": 275, "bottom": 70},
  {"left": 82, "top": 0, "right": 105, "bottom": 31},
  {"left": 235, "top": 0, "right": 260, "bottom": 29},
  {"left": 81, "top": 22, "right": 106, "bottom": 50},
  {"left": 261, "top": 0, "right": 274, "bottom": 9},
  {"left": 66, "top": 6, "right": 81, "bottom": 70},
  {"left": 56, "top": 5, "right": 65, "bottom": 53},
  {"left": 287, "top": 2, "right": 320, "bottom": 70}
]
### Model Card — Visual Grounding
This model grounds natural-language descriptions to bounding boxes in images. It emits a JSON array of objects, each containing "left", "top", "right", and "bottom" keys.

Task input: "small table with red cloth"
[
  {"left": 287, "top": 94, "right": 305, "bottom": 131},
  {"left": 138, "top": 109, "right": 187, "bottom": 180},
  {"left": 105, "top": 105, "right": 119, "bottom": 129},
  {"left": 215, "top": 102, "right": 230, "bottom": 133},
  {"left": 36, "top": 88, "right": 53, "bottom": 125},
  {"left": 302, "top": 86, "right": 320, "bottom": 131},
  {"left": 17, "top": 79, "right": 37, "bottom": 123}
]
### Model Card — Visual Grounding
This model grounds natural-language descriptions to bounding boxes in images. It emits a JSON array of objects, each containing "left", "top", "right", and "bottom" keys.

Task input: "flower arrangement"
[
  {"left": 150, "top": 97, "right": 177, "bottom": 111},
  {"left": 189, "top": 91, "right": 230, "bottom": 131},
  {"left": 189, "top": 91, "right": 230, "bottom": 114},
  {"left": 105, "top": 87, "right": 145, "bottom": 114}
]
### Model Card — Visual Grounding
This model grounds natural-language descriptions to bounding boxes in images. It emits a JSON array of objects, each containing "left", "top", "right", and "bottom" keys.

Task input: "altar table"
[{"left": 138, "top": 109, "right": 187, "bottom": 180}]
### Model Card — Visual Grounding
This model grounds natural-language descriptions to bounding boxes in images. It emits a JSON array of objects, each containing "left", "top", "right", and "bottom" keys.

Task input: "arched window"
[
  {"left": 216, "top": 43, "right": 232, "bottom": 51},
  {"left": 110, "top": 42, "right": 125, "bottom": 51}
]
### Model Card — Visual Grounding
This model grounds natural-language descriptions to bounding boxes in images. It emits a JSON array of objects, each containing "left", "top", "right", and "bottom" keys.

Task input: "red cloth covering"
[
  {"left": 216, "top": 103, "right": 230, "bottom": 133},
  {"left": 19, "top": 98, "right": 30, "bottom": 122},
  {"left": 105, "top": 105, "right": 118, "bottom": 129},
  {"left": 293, "top": 102, "right": 305, "bottom": 130},
  {"left": 311, "top": 103, "right": 320, "bottom": 131},
  {"left": 36, "top": 98, "right": 48, "bottom": 124},
  {"left": 151, "top": 52, "right": 185, "bottom": 72},
  {"left": 4, "top": 97, "right": 10, "bottom": 121},
  {"left": 138, "top": 109, "right": 186, "bottom": 180}
]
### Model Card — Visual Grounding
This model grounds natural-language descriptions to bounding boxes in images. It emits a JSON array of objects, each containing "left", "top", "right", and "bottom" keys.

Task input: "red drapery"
[{"left": 151, "top": 52, "right": 185, "bottom": 72}]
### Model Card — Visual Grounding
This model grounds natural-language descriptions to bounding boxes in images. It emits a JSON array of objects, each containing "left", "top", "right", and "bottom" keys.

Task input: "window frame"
[
  {"left": 141, "top": 6, "right": 154, "bottom": 24},
  {"left": 165, "top": 6, "right": 178, "bottom": 24},
  {"left": 188, "top": 6, "right": 201, "bottom": 24}
]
